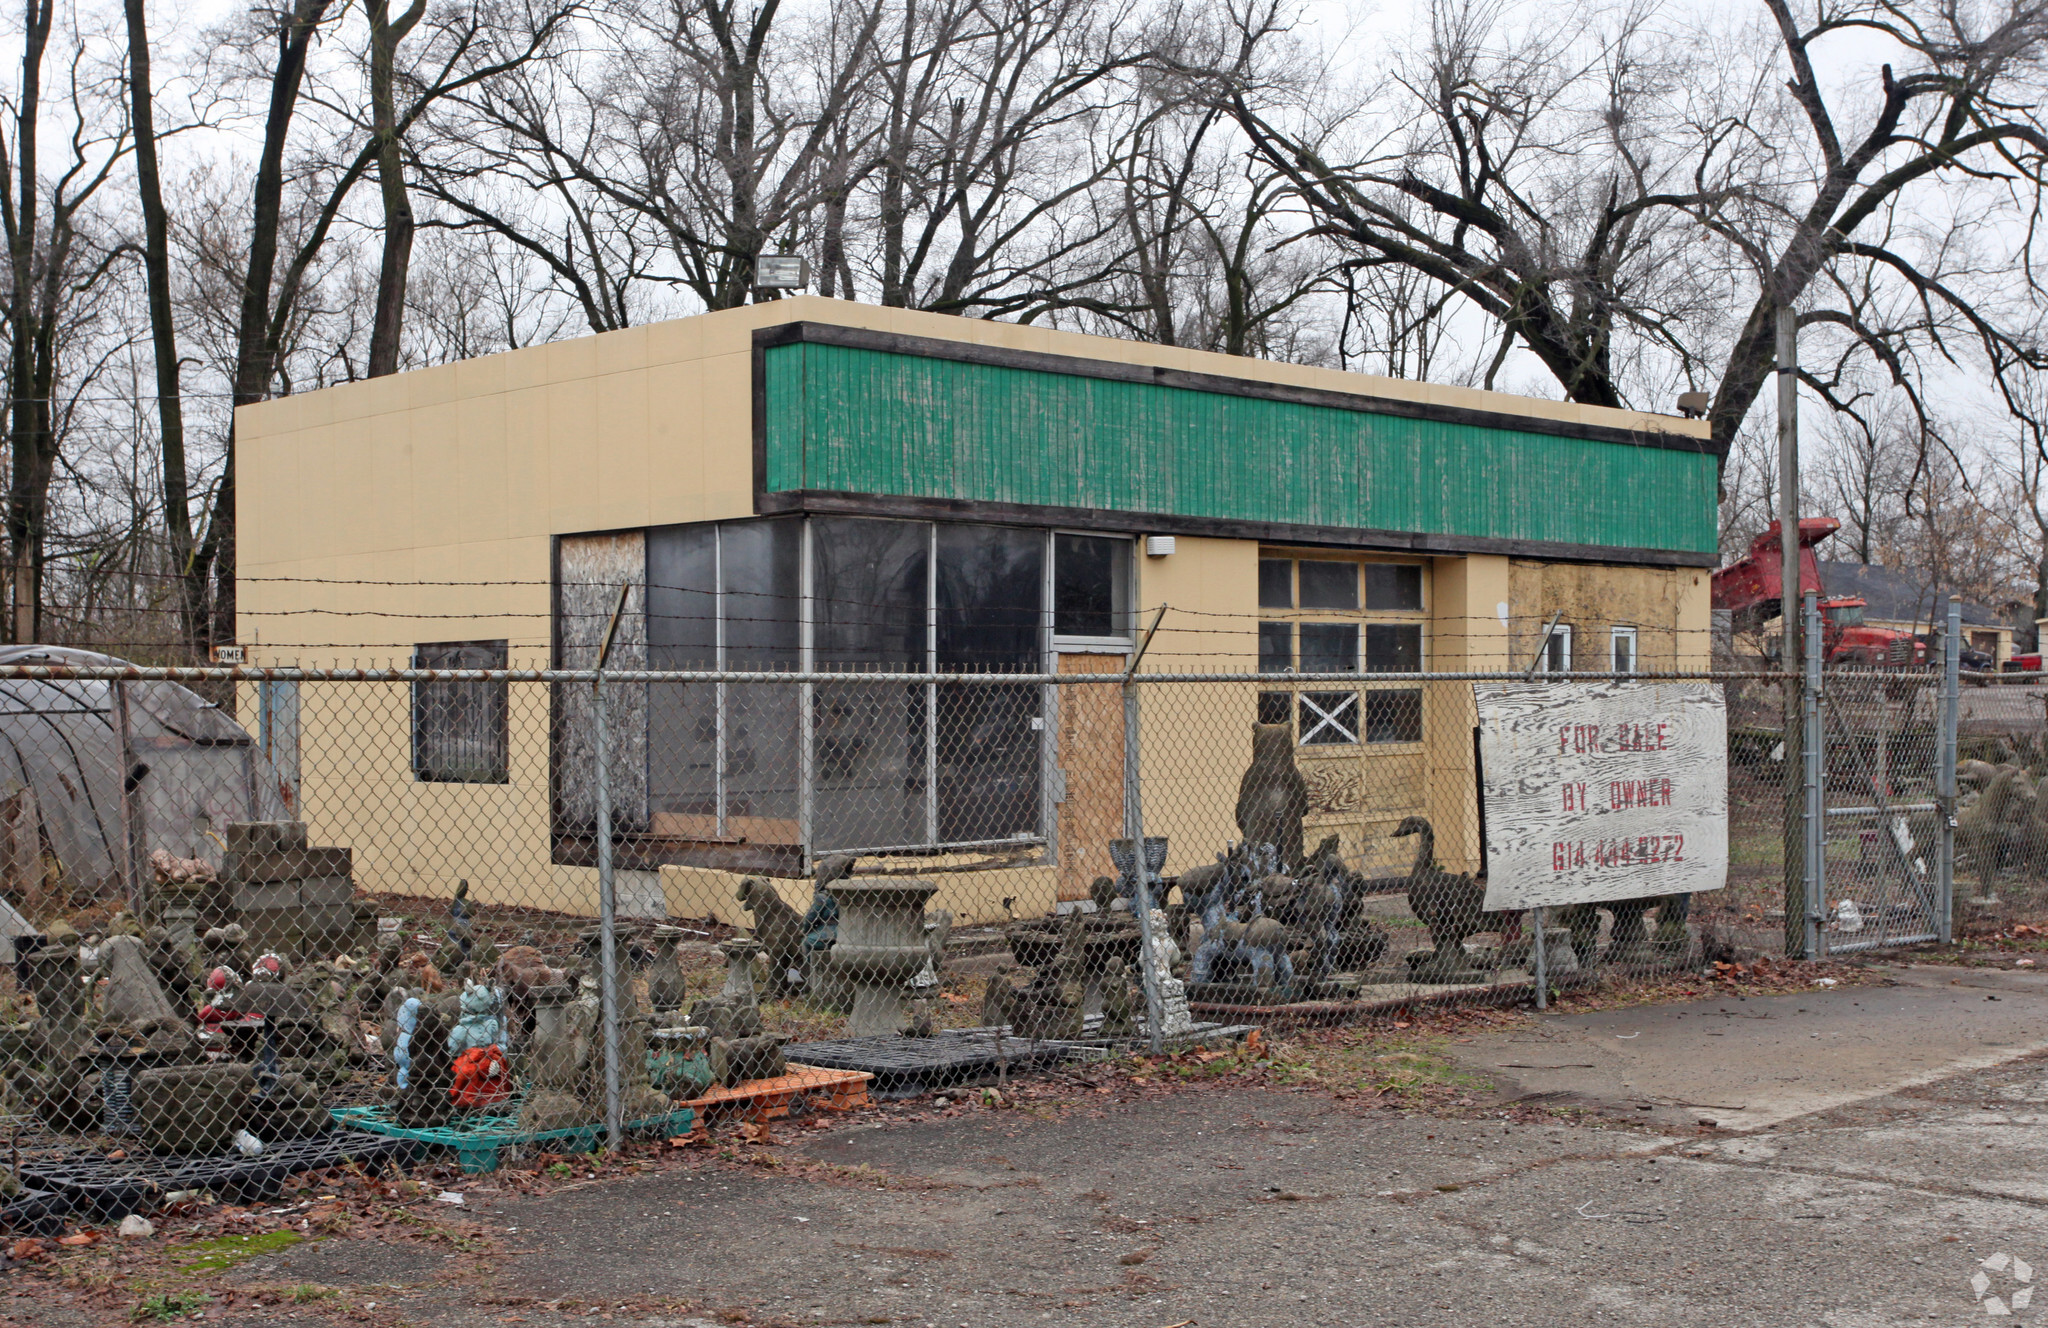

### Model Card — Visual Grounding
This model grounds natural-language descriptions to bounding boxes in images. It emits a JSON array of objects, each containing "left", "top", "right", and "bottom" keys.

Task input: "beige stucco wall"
[{"left": 236, "top": 297, "right": 1712, "bottom": 924}]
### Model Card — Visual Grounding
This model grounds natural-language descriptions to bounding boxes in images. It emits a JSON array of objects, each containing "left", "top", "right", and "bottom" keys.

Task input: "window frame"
[
  {"left": 1050, "top": 530, "right": 1137, "bottom": 649},
  {"left": 1610, "top": 625, "right": 1638, "bottom": 675},
  {"left": 1539, "top": 622, "right": 1574, "bottom": 674},
  {"left": 411, "top": 640, "right": 510, "bottom": 784}
]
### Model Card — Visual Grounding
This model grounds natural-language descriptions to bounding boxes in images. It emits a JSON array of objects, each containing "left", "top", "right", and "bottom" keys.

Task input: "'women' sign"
[{"left": 1476, "top": 680, "right": 1728, "bottom": 911}]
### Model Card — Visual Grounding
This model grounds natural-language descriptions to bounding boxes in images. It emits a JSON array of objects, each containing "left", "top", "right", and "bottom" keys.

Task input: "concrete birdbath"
[
  {"left": 821, "top": 879, "right": 939, "bottom": 1037},
  {"left": 718, "top": 937, "right": 764, "bottom": 1005}
]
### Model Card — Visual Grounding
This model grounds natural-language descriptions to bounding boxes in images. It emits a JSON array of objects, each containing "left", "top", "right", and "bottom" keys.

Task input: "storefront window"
[{"left": 578, "top": 516, "right": 1133, "bottom": 863}]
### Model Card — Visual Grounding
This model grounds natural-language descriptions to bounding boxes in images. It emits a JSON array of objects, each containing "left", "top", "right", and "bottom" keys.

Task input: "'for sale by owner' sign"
[{"left": 1476, "top": 680, "right": 1728, "bottom": 912}]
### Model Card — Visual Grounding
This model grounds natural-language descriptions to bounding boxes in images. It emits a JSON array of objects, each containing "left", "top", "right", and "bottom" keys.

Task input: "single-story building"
[{"left": 235, "top": 298, "right": 1717, "bottom": 924}]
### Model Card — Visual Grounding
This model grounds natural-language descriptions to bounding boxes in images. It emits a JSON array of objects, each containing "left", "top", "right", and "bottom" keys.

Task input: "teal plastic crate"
[{"left": 330, "top": 1098, "right": 695, "bottom": 1174}]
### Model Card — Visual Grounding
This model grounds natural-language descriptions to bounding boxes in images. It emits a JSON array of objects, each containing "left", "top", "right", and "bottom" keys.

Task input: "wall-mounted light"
[
  {"left": 1144, "top": 535, "right": 1176, "bottom": 558},
  {"left": 1676, "top": 391, "right": 1709, "bottom": 419}
]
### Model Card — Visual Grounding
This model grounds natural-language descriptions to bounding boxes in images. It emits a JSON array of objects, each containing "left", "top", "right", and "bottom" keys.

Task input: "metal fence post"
[
  {"left": 1778, "top": 302, "right": 1804, "bottom": 959},
  {"left": 1803, "top": 592, "right": 1825, "bottom": 958},
  {"left": 592, "top": 584, "right": 630, "bottom": 1151},
  {"left": 1124, "top": 609, "right": 1168, "bottom": 1055},
  {"left": 1531, "top": 905, "right": 1548, "bottom": 1010},
  {"left": 594, "top": 668, "right": 623, "bottom": 1149},
  {"left": 1939, "top": 597, "right": 1960, "bottom": 943}
]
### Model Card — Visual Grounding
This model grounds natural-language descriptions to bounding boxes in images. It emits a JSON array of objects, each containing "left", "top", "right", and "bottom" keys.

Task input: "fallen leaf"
[
  {"left": 739, "top": 1121, "right": 775, "bottom": 1145},
  {"left": 57, "top": 1233, "right": 95, "bottom": 1247}
]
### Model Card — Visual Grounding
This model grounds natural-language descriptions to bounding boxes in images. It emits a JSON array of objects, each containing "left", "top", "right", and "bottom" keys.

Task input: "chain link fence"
[
  {"left": 0, "top": 649, "right": 1975, "bottom": 1216},
  {"left": 1931, "top": 661, "right": 2048, "bottom": 937}
]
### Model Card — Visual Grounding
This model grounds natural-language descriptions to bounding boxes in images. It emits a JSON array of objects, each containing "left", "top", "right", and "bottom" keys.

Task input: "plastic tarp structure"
[{"left": 0, "top": 646, "right": 285, "bottom": 900}]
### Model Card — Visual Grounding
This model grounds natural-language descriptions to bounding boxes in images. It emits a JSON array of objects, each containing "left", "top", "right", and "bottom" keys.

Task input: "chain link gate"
[{"left": 1811, "top": 599, "right": 1961, "bottom": 956}]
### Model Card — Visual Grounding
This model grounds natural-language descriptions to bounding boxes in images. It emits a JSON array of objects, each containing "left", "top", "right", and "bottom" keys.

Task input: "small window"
[
  {"left": 1299, "top": 691, "right": 1359, "bottom": 744},
  {"left": 1258, "top": 622, "right": 1294, "bottom": 673},
  {"left": 1258, "top": 558, "right": 1294, "bottom": 609},
  {"left": 1611, "top": 626, "right": 1637, "bottom": 675},
  {"left": 1365, "top": 564, "right": 1423, "bottom": 611},
  {"left": 1365, "top": 623, "right": 1422, "bottom": 673},
  {"left": 1539, "top": 623, "right": 1573, "bottom": 674},
  {"left": 413, "top": 641, "right": 509, "bottom": 783},
  {"left": 1364, "top": 689, "right": 1423, "bottom": 743},
  {"left": 1298, "top": 561, "right": 1358, "bottom": 610},
  {"left": 1053, "top": 533, "right": 1132, "bottom": 637},
  {"left": 1256, "top": 691, "right": 1293, "bottom": 724},
  {"left": 1299, "top": 623, "right": 1359, "bottom": 673}
]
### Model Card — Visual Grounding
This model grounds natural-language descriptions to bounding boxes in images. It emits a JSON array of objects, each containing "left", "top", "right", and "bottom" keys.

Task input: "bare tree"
[
  {"left": 366, "top": 0, "right": 428, "bottom": 377},
  {"left": 1, "top": 1, "right": 129, "bottom": 642},
  {"left": 122, "top": 0, "right": 206, "bottom": 650},
  {"left": 595, "top": 0, "right": 887, "bottom": 310},
  {"left": 862, "top": 0, "right": 1162, "bottom": 317},
  {"left": 1224, "top": 0, "right": 2048, "bottom": 454},
  {"left": 1813, "top": 408, "right": 1909, "bottom": 566}
]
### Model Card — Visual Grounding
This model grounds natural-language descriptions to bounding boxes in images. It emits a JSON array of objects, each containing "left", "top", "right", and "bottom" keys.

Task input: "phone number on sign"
[{"left": 1552, "top": 835, "right": 1686, "bottom": 870}]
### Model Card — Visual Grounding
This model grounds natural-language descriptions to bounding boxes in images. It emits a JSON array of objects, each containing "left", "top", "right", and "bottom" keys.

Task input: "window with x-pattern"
[{"left": 1256, "top": 555, "right": 1425, "bottom": 745}]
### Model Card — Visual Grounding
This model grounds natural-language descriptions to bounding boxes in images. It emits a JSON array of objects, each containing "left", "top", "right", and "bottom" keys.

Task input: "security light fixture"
[
  {"left": 1676, "top": 391, "right": 1710, "bottom": 419},
  {"left": 756, "top": 255, "right": 809, "bottom": 290}
]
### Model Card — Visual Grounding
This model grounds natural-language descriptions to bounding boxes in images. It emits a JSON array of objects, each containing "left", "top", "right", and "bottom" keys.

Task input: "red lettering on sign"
[{"left": 1548, "top": 834, "right": 1686, "bottom": 870}]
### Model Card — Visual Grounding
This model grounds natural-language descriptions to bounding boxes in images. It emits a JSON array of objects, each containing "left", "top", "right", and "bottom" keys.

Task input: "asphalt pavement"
[{"left": 155, "top": 959, "right": 2048, "bottom": 1328}]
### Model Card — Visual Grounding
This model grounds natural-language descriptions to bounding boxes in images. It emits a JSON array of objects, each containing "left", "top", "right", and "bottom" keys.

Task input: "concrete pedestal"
[{"left": 825, "top": 880, "right": 939, "bottom": 1038}]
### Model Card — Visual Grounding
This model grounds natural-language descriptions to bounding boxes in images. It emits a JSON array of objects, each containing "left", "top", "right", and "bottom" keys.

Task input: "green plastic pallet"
[{"left": 330, "top": 1099, "right": 695, "bottom": 1174}]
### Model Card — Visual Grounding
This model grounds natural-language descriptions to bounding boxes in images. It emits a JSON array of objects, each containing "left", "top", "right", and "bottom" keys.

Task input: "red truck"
[{"left": 1712, "top": 518, "right": 1932, "bottom": 666}]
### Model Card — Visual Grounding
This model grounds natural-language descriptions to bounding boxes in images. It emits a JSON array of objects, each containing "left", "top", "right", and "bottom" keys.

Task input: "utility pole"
[{"left": 1778, "top": 304, "right": 1806, "bottom": 957}]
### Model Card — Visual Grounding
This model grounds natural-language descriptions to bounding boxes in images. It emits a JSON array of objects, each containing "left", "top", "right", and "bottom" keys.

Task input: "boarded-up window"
[{"left": 412, "top": 641, "right": 509, "bottom": 783}]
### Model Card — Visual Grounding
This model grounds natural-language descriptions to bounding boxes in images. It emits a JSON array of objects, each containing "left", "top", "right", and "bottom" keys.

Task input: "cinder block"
[
  {"left": 229, "top": 883, "right": 298, "bottom": 913},
  {"left": 225, "top": 847, "right": 351, "bottom": 885},
  {"left": 131, "top": 1064, "right": 253, "bottom": 1155},
  {"left": 296, "top": 876, "right": 356, "bottom": 907},
  {"left": 225, "top": 822, "right": 308, "bottom": 854}
]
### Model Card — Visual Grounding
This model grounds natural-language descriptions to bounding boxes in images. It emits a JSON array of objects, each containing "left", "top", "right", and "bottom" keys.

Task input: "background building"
[{"left": 1816, "top": 560, "right": 2017, "bottom": 665}]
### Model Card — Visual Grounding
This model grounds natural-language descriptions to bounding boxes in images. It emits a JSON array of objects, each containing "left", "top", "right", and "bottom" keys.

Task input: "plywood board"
[
  {"left": 1476, "top": 680, "right": 1726, "bottom": 910},
  {"left": 1056, "top": 653, "right": 1125, "bottom": 900},
  {"left": 556, "top": 532, "right": 648, "bottom": 830}
]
